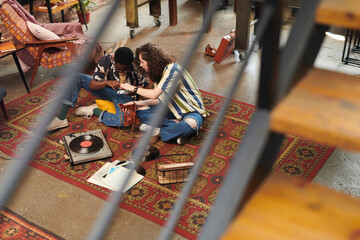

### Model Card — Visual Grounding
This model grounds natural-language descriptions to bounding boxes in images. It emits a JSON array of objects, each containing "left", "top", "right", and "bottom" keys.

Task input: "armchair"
[{"left": 0, "top": 1, "right": 88, "bottom": 88}]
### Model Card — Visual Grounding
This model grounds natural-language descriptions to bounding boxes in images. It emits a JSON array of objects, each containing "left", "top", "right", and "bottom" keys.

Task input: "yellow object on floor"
[{"left": 96, "top": 100, "right": 116, "bottom": 114}]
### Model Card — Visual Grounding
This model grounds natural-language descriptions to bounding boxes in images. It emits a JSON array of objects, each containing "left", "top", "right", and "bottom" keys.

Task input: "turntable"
[{"left": 63, "top": 129, "right": 112, "bottom": 165}]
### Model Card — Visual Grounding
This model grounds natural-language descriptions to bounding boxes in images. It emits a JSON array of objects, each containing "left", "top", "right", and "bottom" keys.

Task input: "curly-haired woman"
[{"left": 121, "top": 43, "right": 208, "bottom": 144}]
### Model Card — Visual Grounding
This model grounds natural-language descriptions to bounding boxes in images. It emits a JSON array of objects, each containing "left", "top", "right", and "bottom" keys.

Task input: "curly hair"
[{"left": 135, "top": 43, "right": 176, "bottom": 84}]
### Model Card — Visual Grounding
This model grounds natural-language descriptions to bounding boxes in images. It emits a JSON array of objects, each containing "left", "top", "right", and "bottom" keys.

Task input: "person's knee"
[
  {"left": 78, "top": 74, "right": 90, "bottom": 88},
  {"left": 184, "top": 118, "right": 197, "bottom": 130}
]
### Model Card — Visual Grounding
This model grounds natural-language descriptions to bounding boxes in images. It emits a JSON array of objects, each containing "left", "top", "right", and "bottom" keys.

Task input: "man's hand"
[{"left": 106, "top": 80, "right": 120, "bottom": 90}]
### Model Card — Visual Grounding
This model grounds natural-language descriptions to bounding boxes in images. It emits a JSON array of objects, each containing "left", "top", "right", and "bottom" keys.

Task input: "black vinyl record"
[{"left": 69, "top": 134, "right": 104, "bottom": 154}]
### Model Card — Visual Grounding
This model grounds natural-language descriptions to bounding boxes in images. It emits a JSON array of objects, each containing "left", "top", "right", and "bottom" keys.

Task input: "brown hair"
[{"left": 135, "top": 43, "right": 175, "bottom": 83}]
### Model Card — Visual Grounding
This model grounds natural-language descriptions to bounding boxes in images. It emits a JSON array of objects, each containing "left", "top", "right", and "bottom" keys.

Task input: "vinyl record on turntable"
[
  {"left": 69, "top": 135, "right": 104, "bottom": 154},
  {"left": 62, "top": 129, "right": 112, "bottom": 165}
]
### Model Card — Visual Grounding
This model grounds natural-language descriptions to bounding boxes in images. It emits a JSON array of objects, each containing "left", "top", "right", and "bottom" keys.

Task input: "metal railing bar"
[
  {"left": 256, "top": 0, "right": 282, "bottom": 110},
  {"left": 198, "top": 109, "right": 270, "bottom": 240},
  {"left": 0, "top": 0, "right": 116, "bottom": 209},
  {"left": 158, "top": 5, "right": 274, "bottom": 240},
  {"left": 276, "top": 0, "right": 321, "bottom": 102},
  {"left": 87, "top": 0, "right": 224, "bottom": 239}
]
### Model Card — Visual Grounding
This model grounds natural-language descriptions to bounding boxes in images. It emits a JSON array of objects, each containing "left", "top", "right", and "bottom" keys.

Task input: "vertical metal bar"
[
  {"left": 276, "top": 0, "right": 321, "bottom": 102},
  {"left": 0, "top": 0, "right": 122, "bottom": 219},
  {"left": 46, "top": 0, "right": 54, "bottom": 23},
  {"left": 78, "top": 0, "right": 88, "bottom": 30},
  {"left": 238, "top": 132, "right": 284, "bottom": 209},
  {"left": 12, "top": 52, "right": 30, "bottom": 93},
  {"left": 29, "top": 0, "right": 34, "bottom": 15},
  {"left": 353, "top": 30, "right": 358, "bottom": 49},
  {"left": 61, "top": 9, "right": 65, "bottom": 22},
  {"left": 199, "top": 110, "right": 270, "bottom": 240},
  {"left": 342, "top": 29, "right": 350, "bottom": 63},
  {"left": 347, "top": 30, "right": 354, "bottom": 58},
  {"left": 257, "top": 0, "right": 282, "bottom": 110},
  {"left": 158, "top": 5, "right": 274, "bottom": 240}
]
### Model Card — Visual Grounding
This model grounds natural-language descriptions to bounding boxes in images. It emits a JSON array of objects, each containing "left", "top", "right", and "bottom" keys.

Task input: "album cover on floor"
[{"left": 87, "top": 160, "right": 144, "bottom": 192}]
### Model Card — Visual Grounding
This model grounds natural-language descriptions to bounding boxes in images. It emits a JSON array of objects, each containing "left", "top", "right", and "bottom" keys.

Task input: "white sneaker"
[
  {"left": 47, "top": 117, "right": 69, "bottom": 131},
  {"left": 139, "top": 123, "right": 160, "bottom": 136},
  {"left": 177, "top": 136, "right": 190, "bottom": 145},
  {"left": 74, "top": 104, "right": 98, "bottom": 118}
]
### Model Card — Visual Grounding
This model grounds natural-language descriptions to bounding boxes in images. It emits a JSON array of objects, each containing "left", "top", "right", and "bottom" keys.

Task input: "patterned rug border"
[{"left": 0, "top": 207, "right": 64, "bottom": 240}]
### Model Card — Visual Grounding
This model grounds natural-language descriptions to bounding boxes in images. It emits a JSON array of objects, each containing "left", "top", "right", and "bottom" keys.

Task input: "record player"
[{"left": 63, "top": 129, "right": 112, "bottom": 165}]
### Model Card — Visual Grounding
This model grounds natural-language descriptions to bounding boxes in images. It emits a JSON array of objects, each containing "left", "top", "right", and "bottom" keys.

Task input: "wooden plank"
[
  {"left": 316, "top": 0, "right": 360, "bottom": 29},
  {"left": 33, "top": 0, "right": 78, "bottom": 13},
  {"left": 270, "top": 68, "right": 360, "bottom": 151},
  {"left": 221, "top": 172, "right": 360, "bottom": 240}
]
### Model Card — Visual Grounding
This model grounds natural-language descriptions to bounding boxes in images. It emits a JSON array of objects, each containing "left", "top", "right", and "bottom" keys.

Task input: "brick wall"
[{"left": 0, "top": 0, "right": 109, "bottom": 41}]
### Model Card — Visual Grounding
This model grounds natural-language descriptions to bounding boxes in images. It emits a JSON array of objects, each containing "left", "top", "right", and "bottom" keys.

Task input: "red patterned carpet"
[
  {"left": 0, "top": 80, "right": 334, "bottom": 239},
  {"left": 0, "top": 207, "right": 64, "bottom": 240}
]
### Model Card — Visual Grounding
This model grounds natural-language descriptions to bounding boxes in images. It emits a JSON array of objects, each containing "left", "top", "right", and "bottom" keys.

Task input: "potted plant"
[{"left": 72, "top": 0, "right": 97, "bottom": 24}]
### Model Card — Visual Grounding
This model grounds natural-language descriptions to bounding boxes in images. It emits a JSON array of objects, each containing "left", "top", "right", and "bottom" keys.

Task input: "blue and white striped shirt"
[{"left": 156, "top": 63, "right": 208, "bottom": 119}]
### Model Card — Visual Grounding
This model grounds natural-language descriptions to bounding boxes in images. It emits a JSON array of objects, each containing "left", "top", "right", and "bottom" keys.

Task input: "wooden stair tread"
[
  {"left": 270, "top": 68, "right": 360, "bottom": 151},
  {"left": 316, "top": 0, "right": 360, "bottom": 29},
  {"left": 34, "top": 0, "right": 78, "bottom": 13},
  {"left": 221, "top": 172, "right": 360, "bottom": 240}
]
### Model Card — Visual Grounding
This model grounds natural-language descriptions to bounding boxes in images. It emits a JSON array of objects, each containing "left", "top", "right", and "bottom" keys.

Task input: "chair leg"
[
  {"left": 0, "top": 100, "right": 9, "bottom": 121},
  {"left": 67, "top": 42, "right": 77, "bottom": 58},
  {"left": 30, "top": 46, "right": 45, "bottom": 88}
]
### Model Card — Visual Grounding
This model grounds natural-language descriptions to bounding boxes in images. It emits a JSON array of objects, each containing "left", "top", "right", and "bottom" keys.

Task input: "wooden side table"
[
  {"left": 125, "top": 0, "right": 161, "bottom": 38},
  {"left": 29, "top": 0, "right": 88, "bottom": 30},
  {"left": 0, "top": 43, "right": 31, "bottom": 93}
]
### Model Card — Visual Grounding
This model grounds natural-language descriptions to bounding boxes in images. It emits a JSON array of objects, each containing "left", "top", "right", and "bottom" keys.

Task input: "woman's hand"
[
  {"left": 118, "top": 101, "right": 138, "bottom": 112},
  {"left": 121, "top": 83, "right": 134, "bottom": 92},
  {"left": 122, "top": 101, "right": 136, "bottom": 107}
]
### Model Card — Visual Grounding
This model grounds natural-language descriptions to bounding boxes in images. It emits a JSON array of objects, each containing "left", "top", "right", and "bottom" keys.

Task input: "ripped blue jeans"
[
  {"left": 137, "top": 107, "right": 204, "bottom": 142},
  {"left": 62, "top": 73, "right": 133, "bottom": 127}
]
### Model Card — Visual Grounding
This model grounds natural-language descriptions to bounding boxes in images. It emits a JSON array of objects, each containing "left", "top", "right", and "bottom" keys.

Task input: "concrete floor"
[{"left": 0, "top": 1, "right": 360, "bottom": 239}]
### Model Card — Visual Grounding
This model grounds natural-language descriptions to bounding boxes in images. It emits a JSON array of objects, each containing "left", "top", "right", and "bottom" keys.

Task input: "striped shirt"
[{"left": 156, "top": 63, "right": 208, "bottom": 119}]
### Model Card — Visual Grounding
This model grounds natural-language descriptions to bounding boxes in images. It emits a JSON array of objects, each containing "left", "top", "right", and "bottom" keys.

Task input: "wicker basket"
[{"left": 156, "top": 162, "right": 194, "bottom": 184}]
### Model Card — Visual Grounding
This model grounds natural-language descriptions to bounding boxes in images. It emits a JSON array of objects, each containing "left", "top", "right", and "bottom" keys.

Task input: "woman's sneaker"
[
  {"left": 139, "top": 123, "right": 160, "bottom": 136},
  {"left": 177, "top": 136, "right": 190, "bottom": 145},
  {"left": 74, "top": 104, "right": 98, "bottom": 118}
]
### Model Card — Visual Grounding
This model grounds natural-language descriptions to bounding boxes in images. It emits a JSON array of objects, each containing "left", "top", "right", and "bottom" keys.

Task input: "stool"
[{"left": 0, "top": 86, "right": 8, "bottom": 121}]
